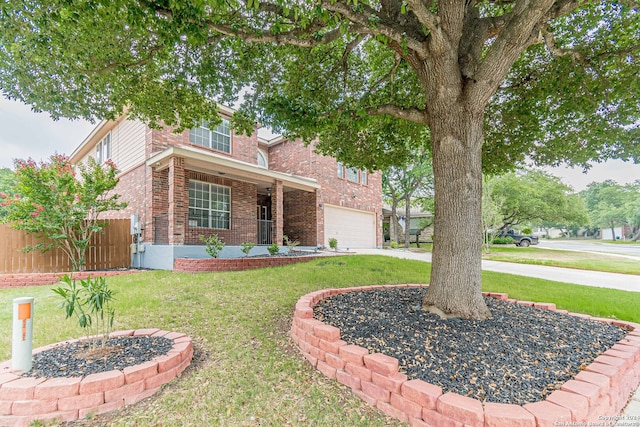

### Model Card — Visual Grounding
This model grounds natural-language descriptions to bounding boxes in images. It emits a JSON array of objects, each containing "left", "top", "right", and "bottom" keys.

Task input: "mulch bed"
[
  {"left": 313, "top": 287, "right": 627, "bottom": 405},
  {"left": 24, "top": 336, "right": 173, "bottom": 378}
]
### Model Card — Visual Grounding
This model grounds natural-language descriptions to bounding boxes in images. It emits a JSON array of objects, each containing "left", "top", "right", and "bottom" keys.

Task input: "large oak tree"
[{"left": 1, "top": 0, "right": 638, "bottom": 319}]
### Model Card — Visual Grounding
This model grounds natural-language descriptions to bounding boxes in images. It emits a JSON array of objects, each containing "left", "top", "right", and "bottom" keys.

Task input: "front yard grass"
[{"left": 1, "top": 255, "right": 638, "bottom": 426}]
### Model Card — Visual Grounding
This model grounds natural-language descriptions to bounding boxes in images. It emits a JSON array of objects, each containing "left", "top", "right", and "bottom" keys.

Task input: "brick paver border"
[
  {"left": 291, "top": 285, "right": 640, "bottom": 426},
  {"left": 0, "top": 329, "right": 193, "bottom": 427},
  {"left": 0, "top": 270, "right": 142, "bottom": 289},
  {"left": 174, "top": 255, "right": 326, "bottom": 272}
]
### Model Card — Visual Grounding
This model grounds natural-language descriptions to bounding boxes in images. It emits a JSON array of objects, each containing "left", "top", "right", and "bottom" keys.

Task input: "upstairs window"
[
  {"left": 95, "top": 134, "right": 111, "bottom": 164},
  {"left": 337, "top": 161, "right": 367, "bottom": 185},
  {"left": 257, "top": 151, "right": 267, "bottom": 168},
  {"left": 189, "top": 118, "right": 231, "bottom": 153},
  {"left": 346, "top": 167, "right": 359, "bottom": 182}
]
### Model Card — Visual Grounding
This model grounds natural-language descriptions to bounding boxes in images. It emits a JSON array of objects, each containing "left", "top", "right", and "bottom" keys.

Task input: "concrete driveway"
[{"left": 352, "top": 248, "right": 640, "bottom": 293}]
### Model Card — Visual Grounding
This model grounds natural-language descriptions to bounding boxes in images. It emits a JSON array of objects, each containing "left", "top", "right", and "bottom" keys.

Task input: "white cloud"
[
  {"left": 0, "top": 98, "right": 95, "bottom": 169},
  {"left": 547, "top": 160, "right": 640, "bottom": 192}
]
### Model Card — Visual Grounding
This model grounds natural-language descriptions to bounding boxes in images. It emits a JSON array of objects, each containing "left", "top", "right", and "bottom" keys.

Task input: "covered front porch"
[{"left": 146, "top": 145, "right": 321, "bottom": 251}]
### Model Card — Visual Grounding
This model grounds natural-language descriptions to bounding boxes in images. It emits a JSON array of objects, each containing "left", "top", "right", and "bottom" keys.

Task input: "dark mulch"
[
  {"left": 24, "top": 336, "right": 173, "bottom": 379},
  {"left": 313, "top": 287, "right": 627, "bottom": 405}
]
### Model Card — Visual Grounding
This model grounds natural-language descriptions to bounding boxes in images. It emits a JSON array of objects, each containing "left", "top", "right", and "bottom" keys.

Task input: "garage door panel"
[{"left": 324, "top": 205, "right": 376, "bottom": 249}]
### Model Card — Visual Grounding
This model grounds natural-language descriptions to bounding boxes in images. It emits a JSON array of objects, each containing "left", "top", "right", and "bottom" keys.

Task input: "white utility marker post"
[{"left": 12, "top": 297, "right": 34, "bottom": 373}]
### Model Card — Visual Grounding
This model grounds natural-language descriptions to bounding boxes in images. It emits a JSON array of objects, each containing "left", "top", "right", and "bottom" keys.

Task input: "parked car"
[{"left": 499, "top": 229, "right": 539, "bottom": 247}]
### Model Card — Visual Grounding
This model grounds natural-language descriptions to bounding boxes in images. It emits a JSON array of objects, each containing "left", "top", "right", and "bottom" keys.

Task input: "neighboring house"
[
  {"left": 601, "top": 225, "right": 631, "bottom": 240},
  {"left": 69, "top": 106, "right": 382, "bottom": 269},
  {"left": 382, "top": 206, "right": 433, "bottom": 244}
]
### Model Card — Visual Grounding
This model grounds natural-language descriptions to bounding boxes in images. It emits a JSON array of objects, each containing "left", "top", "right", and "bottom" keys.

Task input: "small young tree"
[{"left": 1, "top": 155, "right": 127, "bottom": 271}]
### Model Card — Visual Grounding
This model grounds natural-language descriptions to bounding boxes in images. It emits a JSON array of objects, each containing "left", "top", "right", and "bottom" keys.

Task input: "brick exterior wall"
[
  {"left": 268, "top": 140, "right": 383, "bottom": 246},
  {"left": 283, "top": 190, "right": 318, "bottom": 246},
  {"left": 147, "top": 116, "right": 259, "bottom": 164},
  {"left": 168, "top": 157, "right": 187, "bottom": 245},
  {"left": 99, "top": 164, "right": 147, "bottom": 221}
]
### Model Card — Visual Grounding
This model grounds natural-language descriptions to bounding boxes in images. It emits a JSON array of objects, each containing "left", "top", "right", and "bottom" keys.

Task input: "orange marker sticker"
[
  {"left": 18, "top": 303, "right": 31, "bottom": 341},
  {"left": 18, "top": 303, "right": 31, "bottom": 320}
]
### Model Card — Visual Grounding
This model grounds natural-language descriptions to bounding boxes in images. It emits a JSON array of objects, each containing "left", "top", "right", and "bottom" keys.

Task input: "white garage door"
[{"left": 324, "top": 205, "right": 376, "bottom": 249}]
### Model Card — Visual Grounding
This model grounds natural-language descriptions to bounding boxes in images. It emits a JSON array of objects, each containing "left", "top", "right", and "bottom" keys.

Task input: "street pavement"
[{"left": 351, "top": 248, "right": 640, "bottom": 419}]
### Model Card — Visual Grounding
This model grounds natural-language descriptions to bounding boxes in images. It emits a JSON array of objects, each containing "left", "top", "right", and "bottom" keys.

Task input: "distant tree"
[
  {"left": 0, "top": 167, "right": 16, "bottom": 219},
  {"left": 623, "top": 181, "right": 640, "bottom": 241},
  {"left": 1, "top": 155, "right": 127, "bottom": 271},
  {"left": 488, "top": 170, "right": 588, "bottom": 232},
  {"left": 482, "top": 177, "right": 505, "bottom": 254},
  {"left": 383, "top": 148, "right": 433, "bottom": 248},
  {"left": 538, "top": 194, "right": 589, "bottom": 238},
  {"left": 581, "top": 180, "right": 630, "bottom": 241}
]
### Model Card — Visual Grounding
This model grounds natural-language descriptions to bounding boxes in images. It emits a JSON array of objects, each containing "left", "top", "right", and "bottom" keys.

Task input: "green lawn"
[
  {"left": 1, "top": 255, "right": 638, "bottom": 426},
  {"left": 483, "top": 246, "right": 640, "bottom": 275}
]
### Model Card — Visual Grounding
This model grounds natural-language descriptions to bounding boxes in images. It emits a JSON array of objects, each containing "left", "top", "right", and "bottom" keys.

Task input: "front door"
[{"left": 257, "top": 205, "right": 271, "bottom": 244}]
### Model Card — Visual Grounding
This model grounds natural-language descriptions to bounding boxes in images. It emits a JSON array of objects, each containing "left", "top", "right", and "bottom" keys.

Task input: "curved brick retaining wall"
[
  {"left": 0, "top": 329, "right": 193, "bottom": 427},
  {"left": 174, "top": 255, "right": 325, "bottom": 272},
  {"left": 291, "top": 285, "right": 640, "bottom": 426},
  {"left": 0, "top": 271, "right": 141, "bottom": 289}
]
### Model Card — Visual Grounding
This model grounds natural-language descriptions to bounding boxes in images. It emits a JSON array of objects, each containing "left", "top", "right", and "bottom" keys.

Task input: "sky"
[{"left": 1, "top": 96, "right": 639, "bottom": 192}]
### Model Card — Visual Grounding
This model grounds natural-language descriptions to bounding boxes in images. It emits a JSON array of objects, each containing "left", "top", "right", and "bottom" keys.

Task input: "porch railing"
[{"left": 153, "top": 214, "right": 273, "bottom": 246}]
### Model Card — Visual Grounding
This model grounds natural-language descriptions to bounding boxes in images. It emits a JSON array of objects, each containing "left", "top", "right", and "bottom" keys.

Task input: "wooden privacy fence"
[{"left": 0, "top": 219, "right": 131, "bottom": 274}]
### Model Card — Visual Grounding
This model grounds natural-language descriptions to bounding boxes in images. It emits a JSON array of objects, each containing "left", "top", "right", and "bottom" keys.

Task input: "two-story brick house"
[{"left": 70, "top": 105, "right": 382, "bottom": 269}]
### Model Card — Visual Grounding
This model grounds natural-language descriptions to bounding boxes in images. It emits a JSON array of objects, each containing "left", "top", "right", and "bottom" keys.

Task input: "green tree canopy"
[
  {"left": 1, "top": 0, "right": 638, "bottom": 319},
  {"left": 487, "top": 170, "right": 588, "bottom": 231},
  {"left": 581, "top": 179, "right": 638, "bottom": 240}
]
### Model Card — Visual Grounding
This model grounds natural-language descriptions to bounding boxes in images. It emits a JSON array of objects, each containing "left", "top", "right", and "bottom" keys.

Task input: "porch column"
[
  {"left": 272, "top": 180, "right": 284, "bottom": 245},
  {"left": 168, "top": 157, "right": 186, "bottom": 245}
]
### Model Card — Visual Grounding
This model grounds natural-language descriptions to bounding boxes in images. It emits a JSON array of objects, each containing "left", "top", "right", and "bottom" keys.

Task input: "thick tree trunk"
[
  {"left": 422, "top": 106, "right": 491, "bottom": 320},
  {"left": 610, "top": 222, "right": 616, "bottom": 241}
]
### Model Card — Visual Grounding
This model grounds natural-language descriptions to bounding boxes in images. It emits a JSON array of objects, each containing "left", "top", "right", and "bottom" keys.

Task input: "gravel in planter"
[
  {"left": 313, "top": 287, "right": 627, "bottom": 405},
  {"left": 24, "top": 336, "right": 174, "bottom": 379}
]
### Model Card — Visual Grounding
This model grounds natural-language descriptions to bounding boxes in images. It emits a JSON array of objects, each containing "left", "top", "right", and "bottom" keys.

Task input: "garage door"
[{"left": 324, "top": 205, "right": 376, "bottom": 249}]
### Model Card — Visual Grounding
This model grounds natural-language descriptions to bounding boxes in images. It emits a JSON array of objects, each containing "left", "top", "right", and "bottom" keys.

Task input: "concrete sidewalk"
[
  {"left": 353, "top": 248, "right": 640, "bottom": 293},
  {"left": 352, "top": 248, "right": 640, "bottom": 419}
]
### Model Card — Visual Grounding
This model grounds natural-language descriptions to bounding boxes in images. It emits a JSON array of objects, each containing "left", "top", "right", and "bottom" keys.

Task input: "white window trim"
[
  {"left": 257, "top": 150, "right": 268, "bottom": 168},
  {"left": 95, "top": 133, "right": 111, "bottom": 164},
  {"left": 188, "top": 180, "right": 232, "bottom": 230},
  {"left": 189, "top": 118, "right": 232, "bottom": 153}
]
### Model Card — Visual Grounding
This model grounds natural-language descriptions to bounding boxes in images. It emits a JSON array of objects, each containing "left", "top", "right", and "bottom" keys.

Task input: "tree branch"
[
  {"left": 79, "top": 45, "right": 164, "bottom": 73},
  {"left": 540, "top": 25, "right": 586, "bottom": 64},
  {"left": 365, "top": 105, "right": 429, "bottom": 124},
  {"left": 321, "top": 1, "right": 429, "bottom": 58},
  {"left": 470, "top": 0, "right": 556, "bottom": 107},
  {"left": 405, "top": 0, "right": 440, "bottom": 34}
]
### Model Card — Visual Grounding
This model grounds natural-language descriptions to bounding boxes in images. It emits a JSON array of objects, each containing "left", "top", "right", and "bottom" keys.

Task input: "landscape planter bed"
[
  {"left": 174, "top": 254, "right": 326, "bottom": 272},
  {"left": 0, "top": 329, "right": 193, "bottom": 427},
  {"left": 291, "top": 285, "right": 640, "bottom": 426}
]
